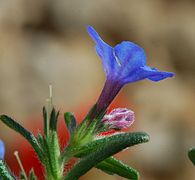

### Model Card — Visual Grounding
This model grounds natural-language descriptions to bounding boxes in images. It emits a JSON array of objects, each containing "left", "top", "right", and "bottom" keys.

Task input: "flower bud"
[{"left": 102, "top": 108, "right": 135, "bottom": 130}]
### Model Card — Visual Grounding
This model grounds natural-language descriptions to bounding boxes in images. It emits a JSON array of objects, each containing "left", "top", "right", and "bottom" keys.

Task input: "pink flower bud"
[{"left": 102, "top": 108, "right": 135, "bottom": 129}]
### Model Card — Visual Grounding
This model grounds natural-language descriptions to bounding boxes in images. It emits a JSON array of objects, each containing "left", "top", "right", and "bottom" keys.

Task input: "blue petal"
[
  {"left": 141, "top": 66, "right": 175, "bottom": 82},
  {"left": 113, "top": 41, "right": 147, "bottom": 80},
  {"left": 113, "top": 41, "right": 146, "bottom": 68},
  {"left": 123, "top": 66, "right": 174, "bottom": 83},
  {"left": 87, "top": 26, "right": 114, "bottom": 75},
  {"left": 0, "top": 140, "right": 5, "bottom": 160}
]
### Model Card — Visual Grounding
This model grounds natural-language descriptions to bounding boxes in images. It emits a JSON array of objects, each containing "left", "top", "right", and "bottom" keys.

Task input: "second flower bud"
[{"left": 102, "top": 108, "right": 135, "bottom": 130}]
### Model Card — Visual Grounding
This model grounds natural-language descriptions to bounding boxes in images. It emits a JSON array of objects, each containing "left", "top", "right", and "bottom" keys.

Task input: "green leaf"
[
  {"left": 0, "top": 160, "right": 16, "bottom": 180},
  {"left": 0, "top": 115, "right": 44, "bottom": 163},
  {"left": 96, "top": 157, "right": 139, "bottom": 180},
  {"left": 64, "top": 112, "right": 77, "bottom": 135},
  {"left": 49, "top": 108, "right": 59, "bottom": 132},
  {"left": 65, "top": 132, "right": 149, "bottom": 179},
  {"left": 29, "top": 169, "right": 37, "bottom": 180},
  {"left": 188, "top": 148, "right": 195, "bottom": 165}
]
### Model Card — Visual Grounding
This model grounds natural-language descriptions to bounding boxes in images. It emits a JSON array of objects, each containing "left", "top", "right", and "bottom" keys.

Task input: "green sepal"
[
  {"left": 36, "top": 133, "right": 44, "bottom": 148},
  {"left": 81, "top": 104, "right": 97, "bottom": 123},
  {"left": 49, "top": 108, "right": 59, "bottom": 132},
  {"left": 74, "top": 119, "right": 88, "bottom": 141},
  {"left": 69, "top": 107, "right": 94, "bottom": 148},
  {"left": 0, "top": 160, "right": 16, "bottom": 180},
  {"left": 41, "top": 137, "right": 53, "bottom": 178},
  {"left": 71, "top": 104, "right": 104, "bottom": 145},
  {"left": 29, "top": 169, "right": 37, "bottom": 180},
  {"left": 0, "top": 115, "right": 44, "bottom": 163},
  {"left": 96, "top": 156, "right": 139, "bottom": 180},
  {"left": 36, "top": 133, "right": 47, "bottom": 164},
  {"left": 188, "top": 148, "right": 195, "bottom": 165},
  {"left": 61, "top": 118, "right": 97, "bottom": 164},
  {"left": 65, "top": 132, "right": 149, "bottom": 179},
  {"left": 75, "top": 104, "right": 106, "bottom": 139},
  {"left": 20, "top": 172, "right": 26, "bottom": 180},
  {"left": 81, "top": 104, "right": 106, "bottom": 125},
  {"left": 38, "top": 132, "right": 62, "bottom": 179},
  {"left": 47, "top": 131, "right": 62, "bottom": 179},
  {"left": 75, "top": 119, "right": 98, "bottom": 146},
  {"left": 64, "top": 112, "right": 77, "bottom": 135},
  {"left": 43, "top": 107, "right": 47, "bottom": 137}
]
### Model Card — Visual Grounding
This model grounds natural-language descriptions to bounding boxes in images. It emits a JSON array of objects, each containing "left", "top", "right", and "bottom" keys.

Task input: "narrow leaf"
[
  {"left": 96, "top": 156, "right": 139, "bottom": 179},
  {"left": 74, "top": 132, "right": 148, "bottom": 157},
  {"left": 64, "top": 112, "right": 77, "bottom": 134},
  {"left": 65, "top": 132, "right": 149, "bottom": 179},
  {"left": 188, "top": 148, "right": 195, "bottom": 165},
  {"left": 0, "top": 160, "right": 16, "bottom": 180},
  {"left": 0, "top": 115, "right": 44, "bottom": 163}
]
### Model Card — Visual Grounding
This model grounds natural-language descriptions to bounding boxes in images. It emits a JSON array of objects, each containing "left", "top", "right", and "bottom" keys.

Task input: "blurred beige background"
[{"left": 0, "top": 0, "right": 195, "bottom": 179}]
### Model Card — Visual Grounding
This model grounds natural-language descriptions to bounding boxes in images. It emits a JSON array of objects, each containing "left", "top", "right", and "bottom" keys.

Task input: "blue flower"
[
  {"left": 87, "top": 26, "right": 174, "bottom": 114},
  {"left": 0, "top": 139, "right": 5, "bottom": 160}
]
